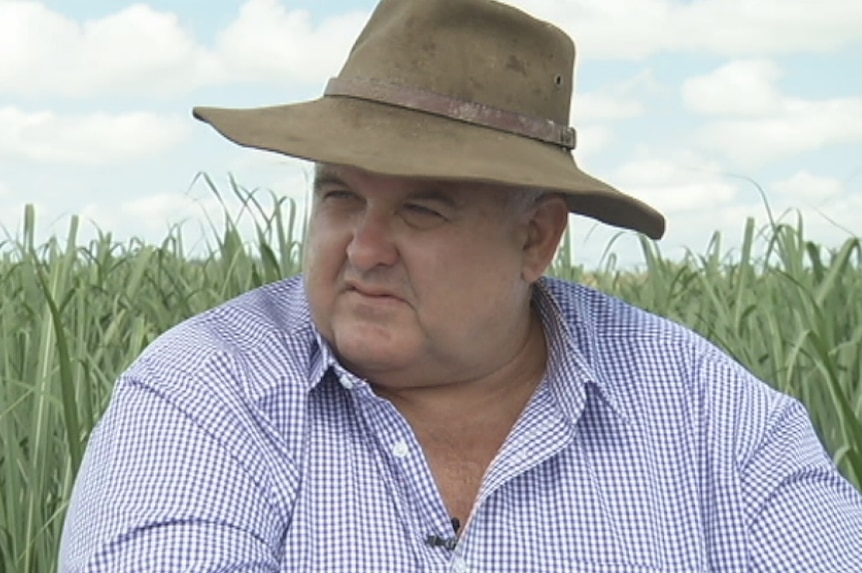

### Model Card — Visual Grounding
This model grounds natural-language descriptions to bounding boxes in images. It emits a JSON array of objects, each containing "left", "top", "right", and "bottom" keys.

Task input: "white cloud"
[
  {"left": 573, "top": 70, "right": 661, "bottom": 121},
  {"left": 570, "top": 71, "right": 662, "bottom": 166},
  {"left": 574, "top": 125, "right": 614, "bottom": 166},
  {"left": 0, "top": 202, "right": 27, "bottom": 240},
  {"left": 217, "top": 0, "right": 369, "bottom": 86},
  {"left": 0, "top": 1, "right": 221, "bottom": 97},
  {"left": 208, "top": 153, "right": 314, "bottom": 211},
  {"left": 0, "top": 0, "right": 369, "bottom": 98},
  {"left": 79, "top": 194, "right": 223, "bottom": 247},
  {"left": 3, "top": 0, "right": 857, "bottom": 101},
  {"left": 76, "top": 182, "right": 306, "bottom": 255},
  {"left": 126, "top": 194, "right": 214, "bottom": 225},
  {"left": 573, "top": 91, "right": 644, "bottom": 121},
  {"left": 641, "top": 179, "right": 739, "bottom": 215},
  {"left": 613, "top": 151, "right": 740, "bottom": 214},
  {"left": 619, "top": 168, "right": 862, "bottom": 265},
  {"left": 508, "top": 0, "right": 862, "bottom": 60},
  {"left": 682, "top": 60, "right": 785, "bottom": 116},
  {"left": 762, "top": 189, "right": 862, "bottom": 248},
  {"left": 0, "top": 180, "right": 8, "bottom": 199},
  {"left": 0, "top": 107, "right": 191, "bottom": 165},
  {"left": 682, "top": 60, "right": 862, "bottom": 166},
  {"left": 772, "top": 171, "right": 846, "bottom": 203},
  {"left": 695, "top": 97, "right": 862, "bottom": 166},
  {"left": 802, "top": 192, "right": 862, "bottom": 240}
]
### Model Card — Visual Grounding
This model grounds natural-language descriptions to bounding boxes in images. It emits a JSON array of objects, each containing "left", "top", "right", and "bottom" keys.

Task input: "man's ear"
[{"left": 521, "top": 193, "right": 569, "bottom": 284}]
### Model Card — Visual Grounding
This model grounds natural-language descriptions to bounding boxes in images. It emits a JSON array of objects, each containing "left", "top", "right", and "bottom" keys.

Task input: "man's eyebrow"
[{"left": 312, "top": 166, "right": 346, "bottom": 193}]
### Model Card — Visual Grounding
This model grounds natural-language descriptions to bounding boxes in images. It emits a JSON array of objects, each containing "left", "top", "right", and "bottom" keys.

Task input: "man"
[{"left": 59, "top": 0, "right": 862, "bottom": 571}]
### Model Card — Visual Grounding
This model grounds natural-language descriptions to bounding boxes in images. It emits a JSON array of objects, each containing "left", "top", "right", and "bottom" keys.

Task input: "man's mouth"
[{"left": 345, "top": 282, "right": 404, "bottom": 302}]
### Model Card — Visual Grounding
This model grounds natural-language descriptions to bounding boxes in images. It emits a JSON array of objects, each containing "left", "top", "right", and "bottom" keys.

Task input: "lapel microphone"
[
  {"left": 425, "top": 517, "right": 461, "bottom": 550},
  {"left": 425, "top": 534, "right": 458, "bottom": 550}
]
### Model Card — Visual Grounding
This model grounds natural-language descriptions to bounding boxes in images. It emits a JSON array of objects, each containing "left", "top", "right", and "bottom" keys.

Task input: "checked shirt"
[{"left": 59, "top": 276, "right": 862, "bottom": 571}]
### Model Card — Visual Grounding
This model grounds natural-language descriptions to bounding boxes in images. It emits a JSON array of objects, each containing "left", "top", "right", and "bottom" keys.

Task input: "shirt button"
[
  {"left": 339, "top": 377, "right": 355, "bottom": 390},
  {"left": 392, "top": 440, "right": 409, "bottom": 459},
  {"left": 451, "top": 557, "right": 469, "bottom": 573}
]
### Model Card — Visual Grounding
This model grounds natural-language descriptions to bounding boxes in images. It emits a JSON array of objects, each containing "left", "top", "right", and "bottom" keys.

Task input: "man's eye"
[
  {"left": 323, "top": 189, "right": 359, "bottom": 201},
  {"left": 405, "top": 204, "right": 442, "bottom": 217},
  {"left": 401, "top": 204, "right": 447, "bottom": 229}
]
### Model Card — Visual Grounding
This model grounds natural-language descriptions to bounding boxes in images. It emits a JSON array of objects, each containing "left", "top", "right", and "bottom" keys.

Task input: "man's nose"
[{"left": 346, "top": 209, "right": 399, "bottom": 271}]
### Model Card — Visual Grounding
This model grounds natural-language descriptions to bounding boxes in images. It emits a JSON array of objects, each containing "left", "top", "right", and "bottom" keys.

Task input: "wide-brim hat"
[{"left": 193, "top": 0, "right": 665, "bottom": 239}]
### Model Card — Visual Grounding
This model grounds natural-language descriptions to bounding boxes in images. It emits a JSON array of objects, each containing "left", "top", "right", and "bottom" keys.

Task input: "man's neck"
[
  {"left": 371, "top": 309, "right": 548, "bottom": 524},
  {"left": 371, "top": 308, "right": 548, "bottom": 444}
]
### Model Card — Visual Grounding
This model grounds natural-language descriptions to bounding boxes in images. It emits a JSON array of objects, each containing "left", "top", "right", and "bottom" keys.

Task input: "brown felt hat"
[{"left": 193, "top": 0, "right": 666, "bottom": 239}]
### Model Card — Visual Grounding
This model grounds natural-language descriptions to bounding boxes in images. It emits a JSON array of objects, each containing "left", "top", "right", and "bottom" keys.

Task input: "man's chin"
[{"left": 332, "top": 329, "right": 418, "bottom": 376}]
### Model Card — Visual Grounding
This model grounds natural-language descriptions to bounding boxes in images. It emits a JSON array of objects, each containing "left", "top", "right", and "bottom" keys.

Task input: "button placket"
[
  {"left": 451, "top": 556, "right": 469, "bottom": 573},
  {"left": 357, "top": 398, "right": 458, "bottom": 568}
]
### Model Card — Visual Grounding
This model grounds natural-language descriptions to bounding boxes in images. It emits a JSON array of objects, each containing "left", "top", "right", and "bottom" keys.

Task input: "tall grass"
[{"left": 1, "top": 185, "right": 860, "bottom": 572}]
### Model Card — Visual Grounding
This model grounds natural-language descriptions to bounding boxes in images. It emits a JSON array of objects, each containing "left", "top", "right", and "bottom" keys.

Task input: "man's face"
[{"left": 303, "top": 165, "right": 542, "bottom": 388}]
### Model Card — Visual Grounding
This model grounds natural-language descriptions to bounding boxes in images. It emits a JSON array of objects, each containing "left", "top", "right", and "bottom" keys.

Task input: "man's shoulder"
[
  {"left": 125, "top": 275, "right": 315, "bottom": 392},
  {"left": 542, "top": 277, "right": 791, "bottom": 428},
  {"left": 541, "top": 276, "right": 753, "bottom": 395},
  {"left": 541, "top": 276, "right": 693, "bottom": 344}
]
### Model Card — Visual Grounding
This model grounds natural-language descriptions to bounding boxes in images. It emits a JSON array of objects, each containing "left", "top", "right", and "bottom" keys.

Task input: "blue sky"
[{"left": 1, "top": 0, "right": 860, "bottom": 268}]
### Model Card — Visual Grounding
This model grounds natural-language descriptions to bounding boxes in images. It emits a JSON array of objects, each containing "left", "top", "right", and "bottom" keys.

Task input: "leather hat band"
[{"left": 325, "top": 77, "right": 578, "bottom": 150}]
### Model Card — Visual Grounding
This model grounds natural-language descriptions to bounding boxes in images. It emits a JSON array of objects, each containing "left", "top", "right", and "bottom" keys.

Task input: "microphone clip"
[{"left": 425, "top": 534, "right": 458, "bottom": 550}]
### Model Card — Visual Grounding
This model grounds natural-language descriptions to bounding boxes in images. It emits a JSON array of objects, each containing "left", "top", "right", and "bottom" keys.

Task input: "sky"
[{"left": 1, "top": 0, "right": 861, "bottom": 268}]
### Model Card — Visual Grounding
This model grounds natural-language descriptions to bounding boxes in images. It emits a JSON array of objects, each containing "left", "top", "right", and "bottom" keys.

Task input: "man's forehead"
[
  {"left": 313, "top": 163, "right": 510, "bottom": 199},
  {"left": 315, "top": 163, "right": 453, "bottom": 187}
]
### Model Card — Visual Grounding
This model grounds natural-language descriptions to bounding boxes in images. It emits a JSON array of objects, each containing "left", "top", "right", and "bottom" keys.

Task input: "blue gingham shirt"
[{"left": 59, "top": 276, "right": 862, "bottom": 572}]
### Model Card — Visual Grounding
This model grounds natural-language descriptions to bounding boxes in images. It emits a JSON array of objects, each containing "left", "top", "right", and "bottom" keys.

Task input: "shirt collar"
[
  {"left": 308, "top": 326, "right": 373, "bottom": 394},
  {"left": 532, "top": 277, "right": 632, "bottom": 425},
  {"left": 307, "top": 327, "right": 340, "bottom": 391},
  {"left": 304, "top": 278, "right": 632, "bottom": 425}
]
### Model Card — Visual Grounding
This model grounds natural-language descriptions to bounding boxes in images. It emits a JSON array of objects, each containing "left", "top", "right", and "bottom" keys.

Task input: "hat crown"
[
  {"left": 191, "top": 0, "right": 666, "bottom": 240},
  {"left": 340, "top": 0, "right": 575, "bottom": 125}
]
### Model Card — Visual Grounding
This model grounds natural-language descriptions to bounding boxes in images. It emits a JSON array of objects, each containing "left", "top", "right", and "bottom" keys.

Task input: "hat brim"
[{"left": 192, "top": 97, "right": 665, "bottom": 239}]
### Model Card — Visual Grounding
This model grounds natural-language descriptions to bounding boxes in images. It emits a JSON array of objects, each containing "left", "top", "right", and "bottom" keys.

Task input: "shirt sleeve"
[
  {"left": 58, "top": 365, "right": 294, "bottom": 572},
  {"left": 741, "top": 397, "right": 862, "bottom": 571}
]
